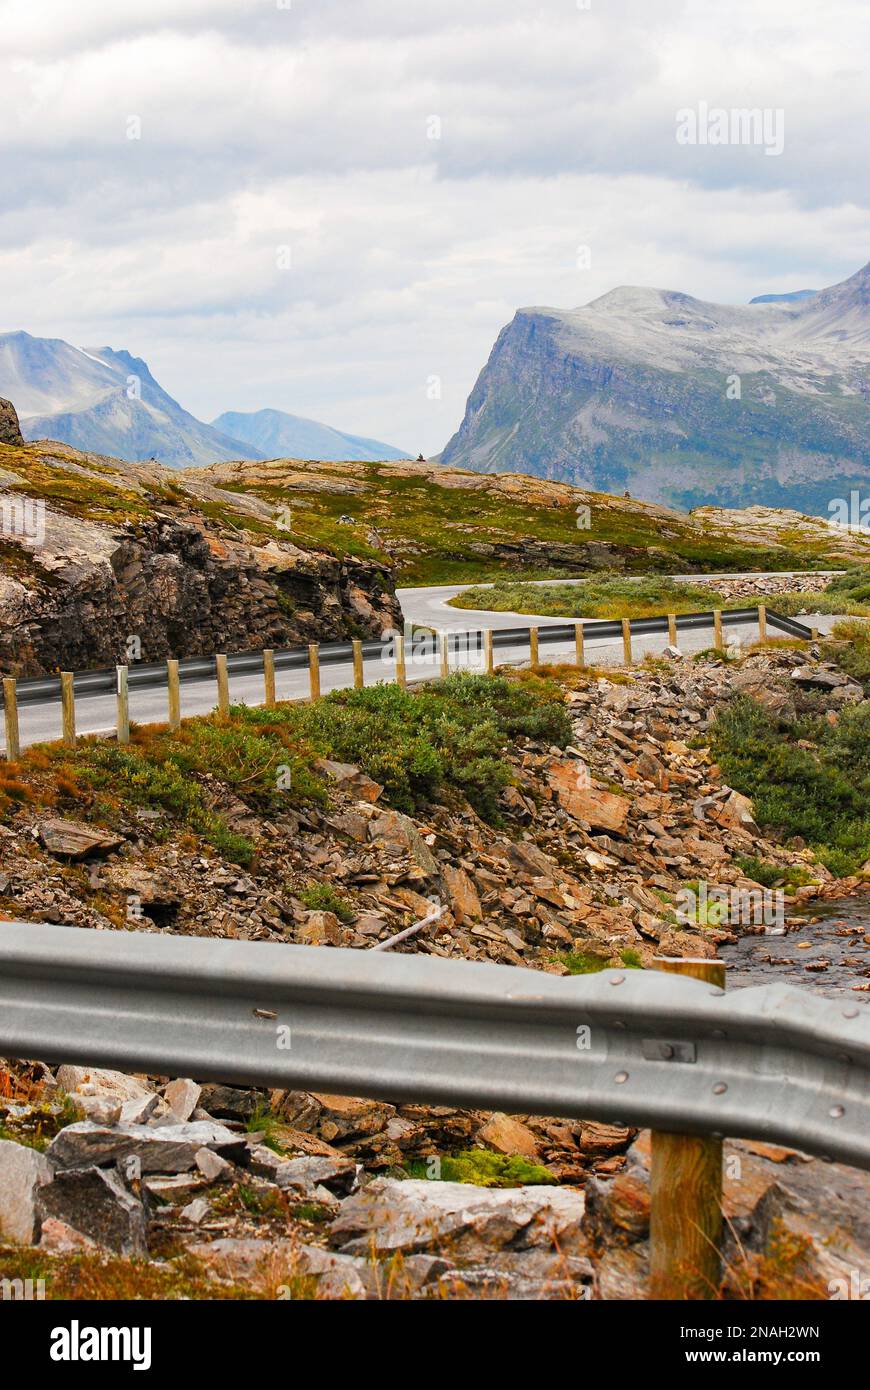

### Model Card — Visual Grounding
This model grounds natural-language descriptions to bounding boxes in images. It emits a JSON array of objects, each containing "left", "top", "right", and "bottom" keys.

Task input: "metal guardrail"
[
  {"left": 1, "top": 922, "right": 866, "bottom": 1170},
  {"left": 0, "top": 607, "right": 815, "bottom": 707}
]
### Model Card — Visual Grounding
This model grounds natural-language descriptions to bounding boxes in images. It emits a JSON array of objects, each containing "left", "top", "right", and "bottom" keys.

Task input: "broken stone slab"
[
  {"left": 197, "top": 1083, "right": 266, "bottom": 1121},
  {"left": 195, "top": 1147, "right": 235, "bottom": 1182},
  {"left": 0, "top": 1138, "right": 53, "bottom": 1244},
  {"left": 546, "top": 761, "right": 630, "bottom": 834},
  {"left": 314, "top": 759, "right": 384, "bottom": 804},
  {"left": 248, "top": 1150, "right": 359, "bottom": 1197},
  {"left": 47, "top": 1120, "right": 249, "bottom": 1174},
  {"left": 163, "top": 1078, "right": 202, "bottom": 1123},
  {"left": 367, "top": 810, "right": 440, "bottom": 878},
  {"left": 56, "top": 1065, "right": 154, "bottom": 1105},
  {"left": 476, "top": 1114, "right": 539, "bottom": 1159},
  {"left": 186, "top": 1238, "right": 368, "bottom": 1299},
  {"left": 67, "top": 1095, "right": 123, "bottom": 1126},
  {"left": 37, "top": 1166, "right": 147, "bottom": 1257},
  {"left": 328, "top": 1178, "right": 586, "bottom": 1262},
  {"left": 37, "top": 819, "right": 125, "bottom": 860},
  {"left": 441, "top": 864, "right": 483, "bottom": 924},
  {"left": 38, "top": 1217, "right": 101, "bottom": 1255}
]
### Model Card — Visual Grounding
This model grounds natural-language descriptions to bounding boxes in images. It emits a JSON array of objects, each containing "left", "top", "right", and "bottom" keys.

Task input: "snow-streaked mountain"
[
  {"left": 440, "top": 262, "right": 870, "bottom": 512},
  {"left": 211, "top": 408, "right": 409, "bottom": 463},
  {"left": 0, "top": 332, "right": 261, "bottom": 469}
]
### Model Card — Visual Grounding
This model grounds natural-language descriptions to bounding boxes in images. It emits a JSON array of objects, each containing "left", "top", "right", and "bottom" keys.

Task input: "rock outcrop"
[
  {"left": 0, "top": 433, "right": 402, "bottom": 676},
  {"left": 440, "top": 260, "right": 870, "bottom": 513},
  {"left": 0, "top": 398, "right": 23, "bottom": 447}
]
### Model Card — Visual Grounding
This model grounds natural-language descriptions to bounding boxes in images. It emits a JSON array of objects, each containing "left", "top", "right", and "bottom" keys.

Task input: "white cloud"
[{"left": 0, "top": 0, "right": 867, "bottom": 453}]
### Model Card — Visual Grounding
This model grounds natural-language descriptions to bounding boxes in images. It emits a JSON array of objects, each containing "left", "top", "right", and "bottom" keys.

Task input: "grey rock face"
[
  {"left": 0, "top": 1139, "right": 53, "bottom": 1244},
  {"left": 440, "top": 260, "right": 870, "bottom": 512},
  {"left": 0, "top": 398, "right": 24, "bottom": 447},
  {"left": 47, "top": 1120, "right": 248, "bottom": 1174},
  {"left": 328, "top": 1177, "right": 586, "bottom": 1261},
  {"left": 37, "top": 1166, "right": 148, "bottom": 1256}
]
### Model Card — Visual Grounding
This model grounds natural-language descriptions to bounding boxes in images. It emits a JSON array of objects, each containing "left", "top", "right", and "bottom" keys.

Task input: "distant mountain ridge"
[
  {"left": 440, "top": 261, "right": 870, "bottom": 513},
  {"left": 211, "top": 408, "right": 409, "bottom": 463},
  {"left": 0, "top": 332, "right": 261, "bottom": 469},
  {"left": 0, "top": 332, "right": 409, "bottom": 469}
]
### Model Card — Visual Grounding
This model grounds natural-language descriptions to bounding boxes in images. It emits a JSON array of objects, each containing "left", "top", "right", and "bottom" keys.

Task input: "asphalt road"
[{"left": 1, "top": 576, "right": 844, "bottom": 754}]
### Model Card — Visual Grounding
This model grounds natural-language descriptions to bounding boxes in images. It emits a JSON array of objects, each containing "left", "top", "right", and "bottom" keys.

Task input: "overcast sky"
[{"left": 1, "top": 0, "right": 868, "bottom": 454}]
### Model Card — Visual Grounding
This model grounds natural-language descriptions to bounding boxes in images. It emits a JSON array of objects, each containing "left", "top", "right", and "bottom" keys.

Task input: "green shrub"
[{"left": 710, "top": 695, "right": 870, "bottom": 875}]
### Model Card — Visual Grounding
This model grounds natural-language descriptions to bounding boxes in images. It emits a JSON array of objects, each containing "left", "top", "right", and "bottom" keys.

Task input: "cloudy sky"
[{"left": 1, "top": 0, "right": 868, "bottom": 454}]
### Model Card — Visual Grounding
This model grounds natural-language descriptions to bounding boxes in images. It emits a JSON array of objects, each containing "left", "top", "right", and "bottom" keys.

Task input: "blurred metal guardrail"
[{"left": 0, "top": 922, "right": 866, "bottom": 1171}]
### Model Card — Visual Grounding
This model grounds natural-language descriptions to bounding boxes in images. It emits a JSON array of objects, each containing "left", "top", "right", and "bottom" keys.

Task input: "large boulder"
[
  {"left": 0, "top": 1139, "right": 53, "bottom": 1244},
  {"left": 37, "top": 1166, "right": 148, "bottom": 1257},
  {"left": 0, "top": 398, "right": 24, "bottom": 447},
  {"left": 328, "top": 1177, "right": 586, "bottom": 1262}
]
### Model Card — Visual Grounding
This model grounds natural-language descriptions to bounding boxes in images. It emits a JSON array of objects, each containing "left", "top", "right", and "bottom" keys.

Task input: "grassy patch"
[
  {"left": 406, "top": 1150, "right": 558, "bottom": 1187},
  {"left": 247, "top": 671, "right": 572, "bottom": 821},
  {"left": 449, "top": 574, "right": 724, "bottom": 620},
  {"left": 298, "top": 882, "right": 355, "bottom": 922},
  {"left": 709, "top": 694, "right": 870, "bottom": 876},
  {"left": 734, "top": 856, "right": 815, "bottom": 890}
]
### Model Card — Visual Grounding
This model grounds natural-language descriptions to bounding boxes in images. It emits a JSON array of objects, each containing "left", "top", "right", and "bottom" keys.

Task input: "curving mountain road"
[{"left": 1, "top": 575, "right": 844, "bottom": 754}]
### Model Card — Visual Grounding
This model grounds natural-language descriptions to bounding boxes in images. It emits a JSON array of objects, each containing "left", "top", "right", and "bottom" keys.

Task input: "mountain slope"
[
  {"left": 440, "top": 262, "right": 870, "bottom": 512},
  {"left": 0, "top": 332, "right": 261, "bottom": 469},
  {"left": 212, "top": 408, "right": 409, "bottom": 462}
]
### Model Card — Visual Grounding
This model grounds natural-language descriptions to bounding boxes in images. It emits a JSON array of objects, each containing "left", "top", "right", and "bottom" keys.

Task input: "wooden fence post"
[
  {"left": 575, "top": 621, "right": 585, "bottom": 668},
  {"left": 649, "top": 956, "right": 726, "bottom": 1300},
  {"left": 167, "top": 659, "right": 181, "bottom": 731},
  {"left": 713, "top": 610, "right": 723, "bottom": 651},
  {"left": 3, "top": 678, "right": 20, "bottom": 762},
  {"left": 440, "top": 632, "right": 450, "bottom": 679},
  {"left": 668, "top": 613, "right": 678, "bottom": 648},
  {"left": 622, "top": 618, "right": 633, "bottom": 666},
  {"left": 352, "top": 640, "right": 364, "bottom": 690},
  {"left": 529, "top": 627, "right": 539, "bottom": 667},
  {"left": 484, "top": 629, "right": 494, "bottom": 675},
  {"left": 215, "top": 654, "right": 230, "bottom": 717},
  {"left": 396, "top": 634, "right": 407, "bottom": 688},
  {"left": 263, "top": 650, "right": 276, "bottom": 708},
  {"left": 308, "top": 644, "right": 321, "bottom": 702},
  {"left": 116, "top": 666, "right": 130, "bottom": 746},
  {"left": 758, "top": 605, "right": 767, "bottom": 642},
  {"left": 61, "top": 672, "right": 76, "bottom": 748}
]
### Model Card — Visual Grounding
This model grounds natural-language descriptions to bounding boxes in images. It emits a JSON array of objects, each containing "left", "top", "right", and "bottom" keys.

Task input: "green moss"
[
  {"left": 298, "top": 882, "right": 355, "bottom": 922},
  {"left": 406, "top": 1150, "right": 558, "bottom": 1187},
  {"left": 450, "top": 574, "right": 724, "bottom": 620},
  {"left": 557, "top": 950, "right": 612, "bottom": 975}
]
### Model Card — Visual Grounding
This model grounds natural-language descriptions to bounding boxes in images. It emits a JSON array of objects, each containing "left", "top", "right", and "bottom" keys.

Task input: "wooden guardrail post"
[
  {"left": 529, "top": 627, "right": 539, "bottom": 667},
  {"left": 650, "top": 956, "right": 726, "bottom": 1300},
  {"left": 60, "top": 672, "right": 76, "bottom": 748},
  {"left": 713, "top": 609, "right": 723, "bottom": 651},
  {"left": 352, "top": 640, "right": 364, "bottom": 690},
  {"left": 3, "top": 678, "right": 20, "bottom": 762},
  {"left": 396, "top": 634, "right": 407, "bottom": 688},
  {"left": 439, "top": 632, "right": 450, "bottom": 678},
  {"left": 167, "top": 659, "right": 181, "bottom": 731},
  {"left": 215, "top": 654, "right": 230, "bottom": 718},
  {"left": 263, "top": 650, "right": 276, "bottom": 708},
  {"left": 757, "top": 605, "right": 767, "bottom": 642},
  {"left": 484, "top": 629, "right": 494, "bottom": 675},
  {"left": 575, "top": 621, "right": 585, "bottom": 668},
  {"left": 622, "top": 618, "right": 633, "bottom": 666},
  {"left": 668, "top": 613, "right": 678, "bottom": 648},
  {"left": 308, "top": 644, "right": 321, "bottom": 702},
  {"left": 116, "top": 667, "right": 130, "bottom": 746}
]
